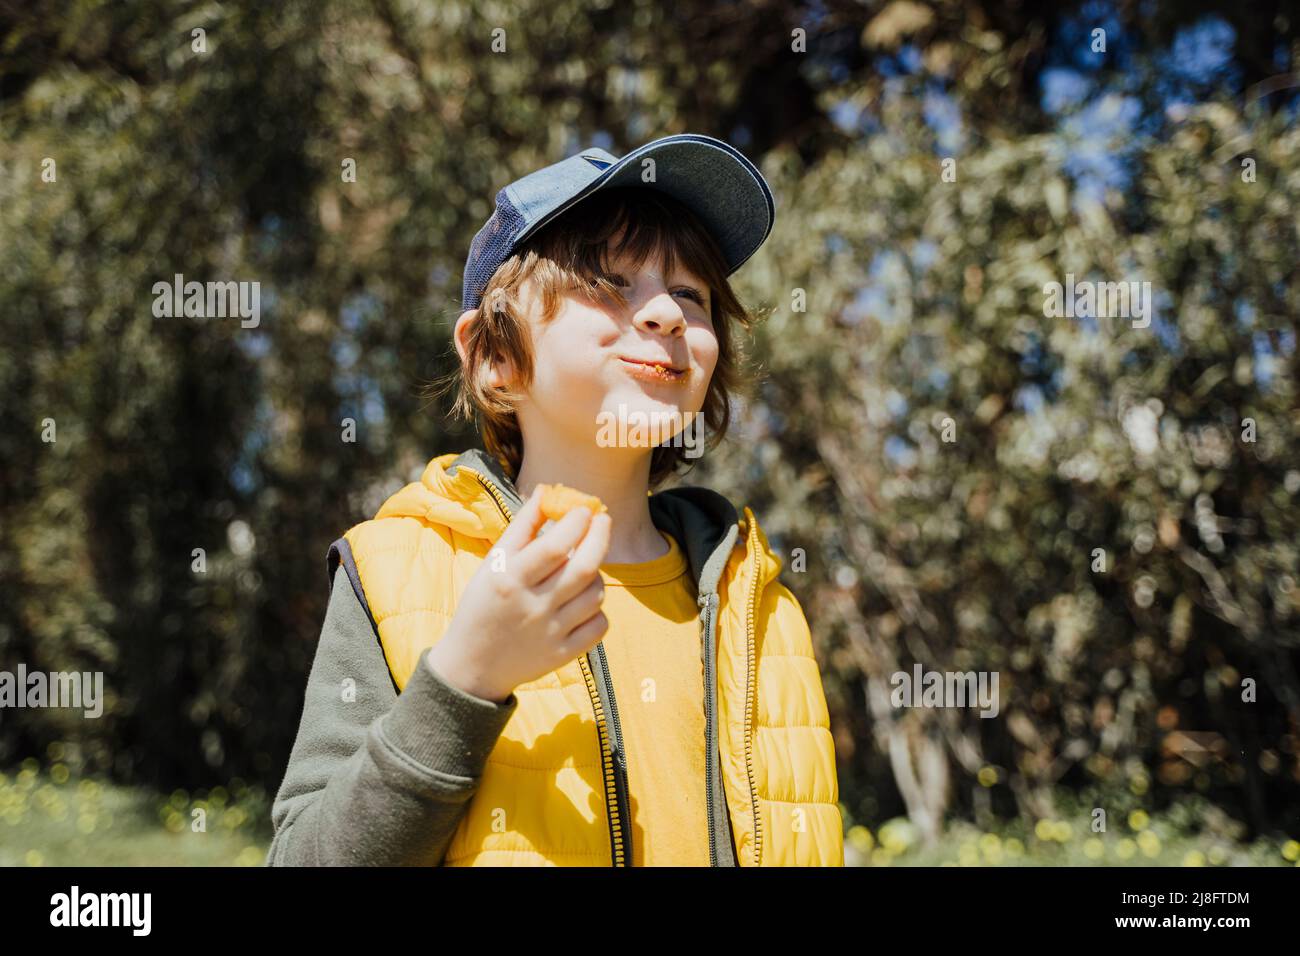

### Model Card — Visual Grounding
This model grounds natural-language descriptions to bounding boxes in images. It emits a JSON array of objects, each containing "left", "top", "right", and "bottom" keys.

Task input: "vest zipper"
[
  {"left": 469, "top": 468, "right": 632, "bottom": 867},
  {"left": 591, "top": 641, "right": 631, "bottom": 866},
  {"left": 699, "top": 590, "right": 722, "bottom": 866},
  {"left": 743, "top": 517, "right": 764, "bottom": 865}
]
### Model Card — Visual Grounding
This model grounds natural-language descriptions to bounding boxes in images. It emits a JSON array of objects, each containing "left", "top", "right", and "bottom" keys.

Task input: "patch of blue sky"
[
  {"left": 229, "top": 394, "right": 276, "bottom": 496},
  {"left": 1058, "top": 93, "right": 1142, "bottom": 203},
  {"left": 840, "top": 285, "right": 881, "bottom": 327},
  {"left": 1234, "top": 300, "right": 1255, "bottom": 331},
  {"left": 844, "top": 250, "right": 909, "bottom": 326},
  {"left": 232, "top": 285, "right": 275, "bottom": 359},
  {"left": 1148, "top": 311, "right": 1181, "bottom": 354},
  {"left": 829, "top": 94, "right": 887, "bottom": 139},
  {"left": 336, "top": 372, "right": 387, "bottom": 439},
  {"left": 1072, "top": 311, "right": 1100, "bottom": 336},
  {"left": 331, "top": 336, "right": 360, "bottom": 369},
  {"left": 340, "top": 290, "right": 380, "bottom": 334},
  {"left": 922, "top": 87, "right": 964, "bottom": 155},
  {"left": 256, "top": 214, "right": 284, "bottom": 258},
  {"left": 1041, "top": 68, "right": 1092, "bottom": 115},
  {"left": 829, "top": 97, "right": 860, "bottom": 134},
  {"left": 361, "top": 378, "right": 387, "bottom": 426},
  {"left": 804, "top": 0, "right": 831, "bottom": 27},
  {"left": 1017, "top": 331, "right": 1049, "bottom": 374},
  {"left": 884, "top": 434, "right": 918, "bottom": 469},
  {"left": 911, "top": 239, "right": 939, "bottom": 272},
  {"left": 1052, "top": 0, "right": 1128, "bottom": 73},
  {"left": 333, "top": 291, "right": 391, "bottom": 426},
  {"left": 235, "top": 327, "right": 272, "bottom": 360},
  {"left": 877, "top": 43, "right": 923, "bottom": 78},
  {"left": 1013, "top": 383, "right": 1047, "bottom": 414},
  {"left": 1252, "top": 331, "right": 1277, "bottom": 388},
  {"left": 1152, "top": 16, "right": 1239, "bottom": 105}
]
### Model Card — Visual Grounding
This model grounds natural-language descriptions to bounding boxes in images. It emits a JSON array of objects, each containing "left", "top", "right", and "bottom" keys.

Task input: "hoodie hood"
[{"left": 374, "top": 447, "right": 780, "bottom": 601}]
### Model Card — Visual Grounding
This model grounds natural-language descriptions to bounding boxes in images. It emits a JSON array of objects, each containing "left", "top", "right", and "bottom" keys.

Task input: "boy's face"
[{"left": 471, "top": 230, "right": 718, "bottom": 454}]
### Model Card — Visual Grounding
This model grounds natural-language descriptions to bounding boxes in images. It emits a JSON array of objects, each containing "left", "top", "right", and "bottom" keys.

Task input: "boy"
[{"left": 267, "top": 133, "right": 843, "bottom": 866}]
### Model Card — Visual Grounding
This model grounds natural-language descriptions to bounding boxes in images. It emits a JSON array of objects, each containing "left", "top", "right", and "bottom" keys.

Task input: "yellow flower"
[
  {"left": 1128, "top": 809, "right": 1150, "bottom": 831},
  {"left": 878, "top": 817, "right": 918, "bottom": 854},
  {"left": 1116, "top": 838, "right": 1137, "bottom": 860},
  {"left": 848, "top": 825, "right": 874, "bottom": 853},
  {"left": 236, "top": 846, "right": 266, "bottom": 867},
  {"left": 1137, "top": 831, "right": 1161, "bottom": 857},
  {"left": 1084, "top": 837, "right": 1105, "bottom": 860},
  {"left": 978, "top": 766, "right": 999, "bottom": 787},
  {"left": 1282, "top": 840, "right": 1300, "bottom": 863},
  {"left": 1183, "top": 851, "right": 1206, "bottom": 867}
]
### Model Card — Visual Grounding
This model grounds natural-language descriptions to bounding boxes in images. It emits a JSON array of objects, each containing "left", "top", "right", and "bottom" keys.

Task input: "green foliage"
[
  {"left": 1, "top": 0, "right": 1297, "bottom": 858},
  {"left": 699, "top": 93, "right": 1300, "bottom": 836}
]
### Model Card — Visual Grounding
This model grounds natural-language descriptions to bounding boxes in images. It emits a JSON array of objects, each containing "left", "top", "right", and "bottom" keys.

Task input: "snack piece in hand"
[{"left": 537, "top": 483, "right": 608, "bottom": 522}]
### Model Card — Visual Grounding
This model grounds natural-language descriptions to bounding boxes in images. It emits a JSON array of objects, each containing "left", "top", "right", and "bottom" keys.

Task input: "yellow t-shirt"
[{"left": 597, "top": 529, "right": 709, "bottom": 866}]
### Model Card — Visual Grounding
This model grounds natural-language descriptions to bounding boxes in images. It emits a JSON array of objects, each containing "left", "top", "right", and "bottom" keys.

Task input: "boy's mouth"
[{"left": 618, "top": 356, "right": 688, "bottom": 383}]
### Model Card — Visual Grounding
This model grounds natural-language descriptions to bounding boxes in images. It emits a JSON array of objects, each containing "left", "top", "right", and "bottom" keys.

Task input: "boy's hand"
[{"left": 424, "top": 486, "right": 612, "bottom": 704}]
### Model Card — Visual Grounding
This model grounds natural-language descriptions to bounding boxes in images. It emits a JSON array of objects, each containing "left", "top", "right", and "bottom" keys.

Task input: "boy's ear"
[
  {"left": 452, "top": 309, "right": 477, "bottom": 364},
  {"left": 453, "top": 307, "right": 514, "bottom": 389}
]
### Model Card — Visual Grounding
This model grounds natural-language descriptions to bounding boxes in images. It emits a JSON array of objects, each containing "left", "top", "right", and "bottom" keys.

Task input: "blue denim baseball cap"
[{"left": 461, "top": 133, "right": 775, "bottom": 311}]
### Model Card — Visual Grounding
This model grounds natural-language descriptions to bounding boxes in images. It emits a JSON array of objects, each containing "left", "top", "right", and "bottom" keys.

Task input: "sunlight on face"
[{"left": 515, "top": 237, "right": 719, "bottom": 454}]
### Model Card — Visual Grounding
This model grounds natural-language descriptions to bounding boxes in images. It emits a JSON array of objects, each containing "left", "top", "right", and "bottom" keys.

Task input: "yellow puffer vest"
[{"left": 336, "top": 449, "right": 843, "bottom": 866}]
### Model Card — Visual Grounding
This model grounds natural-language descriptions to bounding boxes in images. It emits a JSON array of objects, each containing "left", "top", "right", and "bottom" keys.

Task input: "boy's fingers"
[
  {"left": 515, "top": 506, "right": 594, "bottom": 586},
  {"left": 537, "top": 511, "right": 611, "bottom": 604},
  {"left": 495, "top": 486, "right": 547, "bottom": 554}
]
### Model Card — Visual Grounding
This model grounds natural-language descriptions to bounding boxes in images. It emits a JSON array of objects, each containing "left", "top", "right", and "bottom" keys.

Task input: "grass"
[
  {"left": 0, "top": 758, "right": 271, "bottom": 866},
  {"left": 846, "top": 800, "right": 1300, "bottom": 867},
  {"left": 4, "top": 757, "right": 1297, "bottom": 867}
]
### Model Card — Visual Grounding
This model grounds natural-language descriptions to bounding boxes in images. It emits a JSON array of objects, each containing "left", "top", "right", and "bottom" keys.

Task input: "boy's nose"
[{"left": 631, "top": 292, "right": 687, "bottom": 338}]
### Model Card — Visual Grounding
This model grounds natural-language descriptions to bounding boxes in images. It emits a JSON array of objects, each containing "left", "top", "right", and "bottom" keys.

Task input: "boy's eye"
[{"left": 603, "top": 273, "right": 706, "bottom": 306}]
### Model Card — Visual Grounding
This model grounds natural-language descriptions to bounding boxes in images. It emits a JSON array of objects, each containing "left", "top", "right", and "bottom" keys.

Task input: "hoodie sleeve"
[{"left": 266, "top": 564, "right": 518, "bottom": 866}]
